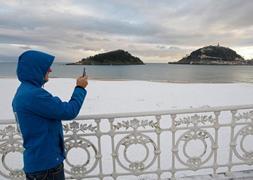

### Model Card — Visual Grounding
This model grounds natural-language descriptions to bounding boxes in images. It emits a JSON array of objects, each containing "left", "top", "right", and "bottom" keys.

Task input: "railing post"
[
  {"left": 226, "top": 110, "right": 237, "bottom": 177},
  {"left": 95, "top": 118, "right": 103, "bottom": 179},
  {"left": 212, "top": 111, "right": 220, "bottom": 178},
  {"left": 155, "top": 115, "right": 162, "bottom": 179},
  {"left": 171, "top": 114, "right": 177, "bottom": 180},
  {"left": 109, "top": 118, "right": 117, "bottom": 180}
]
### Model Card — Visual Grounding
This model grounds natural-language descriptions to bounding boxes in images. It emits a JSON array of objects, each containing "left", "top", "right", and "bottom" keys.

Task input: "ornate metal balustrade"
[{"left": 0, "top": 104, "right": 253, "bottom": 179}]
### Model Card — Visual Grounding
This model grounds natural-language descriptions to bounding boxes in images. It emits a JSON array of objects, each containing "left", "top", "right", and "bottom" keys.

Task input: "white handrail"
[{"left": 2, "top": 104, "right": 253, "bottom": 124}]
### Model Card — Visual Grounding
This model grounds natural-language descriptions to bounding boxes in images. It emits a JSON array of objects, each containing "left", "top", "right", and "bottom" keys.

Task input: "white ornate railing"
[{"left": 0, "top": 105, "right": 253, "bottom": 179}]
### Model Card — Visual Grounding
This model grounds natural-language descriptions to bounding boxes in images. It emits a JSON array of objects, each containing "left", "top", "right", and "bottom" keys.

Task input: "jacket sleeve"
[{"left": 28, "top": 87, "right": 87, "bottom": 120}]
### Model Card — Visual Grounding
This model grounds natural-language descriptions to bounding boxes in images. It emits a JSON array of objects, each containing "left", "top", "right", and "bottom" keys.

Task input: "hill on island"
[
  {"left": 169, "top": 45, "right": 251, "bottom": 65},
  {"left": 67, "top": 50, "right": 144, "bottom": 65}
]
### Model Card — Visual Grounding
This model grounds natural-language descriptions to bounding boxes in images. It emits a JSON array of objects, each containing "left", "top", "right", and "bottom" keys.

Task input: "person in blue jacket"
[{"left": 12, "top": 50, "right": 88, "bottom": 180}]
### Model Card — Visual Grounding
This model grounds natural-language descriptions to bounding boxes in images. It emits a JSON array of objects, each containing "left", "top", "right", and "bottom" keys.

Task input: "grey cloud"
[
  {"left": 19, "top": 46, "right": 32, "bottom": 50},
  {"left": 0, "top": 0, "right": 252, "bottom": 62},
  {"left": 70, "top": 45, "right": 100, "bottom": 51},
  {"left": 0, "top": 34, "right": 40, "bottom": 45},
  {"left": 157, "top": 45, "right": 167, "bottom": 50},
  {"left": 202, "top": 0, "right": 253, "bottom": 29},
  {"left": 0, "top": 6, "right": 159, "bottom": 37}
]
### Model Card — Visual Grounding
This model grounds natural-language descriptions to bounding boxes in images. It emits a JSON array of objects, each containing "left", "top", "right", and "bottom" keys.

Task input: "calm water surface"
[{"left": 1, "top": 62, "right": 253, "bottom": 83}]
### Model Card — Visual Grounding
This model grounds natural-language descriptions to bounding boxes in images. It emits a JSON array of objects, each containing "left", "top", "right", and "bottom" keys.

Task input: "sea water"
[{"left": 1, "top": 62, "right": 253, "bottom": 83}]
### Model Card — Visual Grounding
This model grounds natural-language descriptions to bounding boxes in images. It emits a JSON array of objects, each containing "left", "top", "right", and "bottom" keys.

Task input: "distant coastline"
[{"left": 169, "top": 61, "right": 253, "bottom": 65}]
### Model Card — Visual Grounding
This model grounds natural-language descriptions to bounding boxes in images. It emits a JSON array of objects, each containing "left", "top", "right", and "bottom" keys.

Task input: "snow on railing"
[{"left": 0, "top": 104, "right": 253, "bottom": 179}]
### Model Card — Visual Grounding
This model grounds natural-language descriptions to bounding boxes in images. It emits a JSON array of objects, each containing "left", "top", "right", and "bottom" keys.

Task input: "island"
[
  {"left": 169, "top": 45, "right": 253, "bottom": 65},
  {"left": 67, "top": 49, "right": 144, "bottom": 65}
]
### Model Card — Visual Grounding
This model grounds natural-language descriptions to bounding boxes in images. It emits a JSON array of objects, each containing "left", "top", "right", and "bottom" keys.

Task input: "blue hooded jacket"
[{"left": 12, "top": 50, "right": 87, "bottom": 173}]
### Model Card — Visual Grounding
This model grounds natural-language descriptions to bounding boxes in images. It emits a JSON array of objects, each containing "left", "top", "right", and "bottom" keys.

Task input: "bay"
[{"left": 1, "top": 62, "right": 253, "bottom": 83}]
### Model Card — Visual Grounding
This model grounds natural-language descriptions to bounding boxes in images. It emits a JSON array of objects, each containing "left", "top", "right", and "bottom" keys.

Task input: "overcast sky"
[{"left": 0, "top": 0, "right": 253, "bottom": 62}]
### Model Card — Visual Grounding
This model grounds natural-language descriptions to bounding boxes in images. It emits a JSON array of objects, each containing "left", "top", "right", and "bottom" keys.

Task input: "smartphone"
[{"left": 82, "top": 67, "right": 86, "bottom": 77}]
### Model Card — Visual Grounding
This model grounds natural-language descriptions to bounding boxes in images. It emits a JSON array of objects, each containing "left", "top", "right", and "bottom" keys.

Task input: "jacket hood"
[{"left": 17, "top": 50, "right": 55, "bottom": 86}]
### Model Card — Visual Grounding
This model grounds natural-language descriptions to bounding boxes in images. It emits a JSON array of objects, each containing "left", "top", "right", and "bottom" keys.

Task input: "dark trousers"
[{"left": 26, "top": 163, "right": 65, "bottom": 180}]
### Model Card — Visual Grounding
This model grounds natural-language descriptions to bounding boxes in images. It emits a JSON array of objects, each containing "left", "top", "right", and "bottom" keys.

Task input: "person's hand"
[{"left": 76, "top": 76, "right": 88, "bottom": 88}]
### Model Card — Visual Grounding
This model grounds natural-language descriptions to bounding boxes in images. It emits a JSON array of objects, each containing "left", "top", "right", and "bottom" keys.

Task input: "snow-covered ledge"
[{"left": 0, "top": 105, "right": 253, "bottom": 180}]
